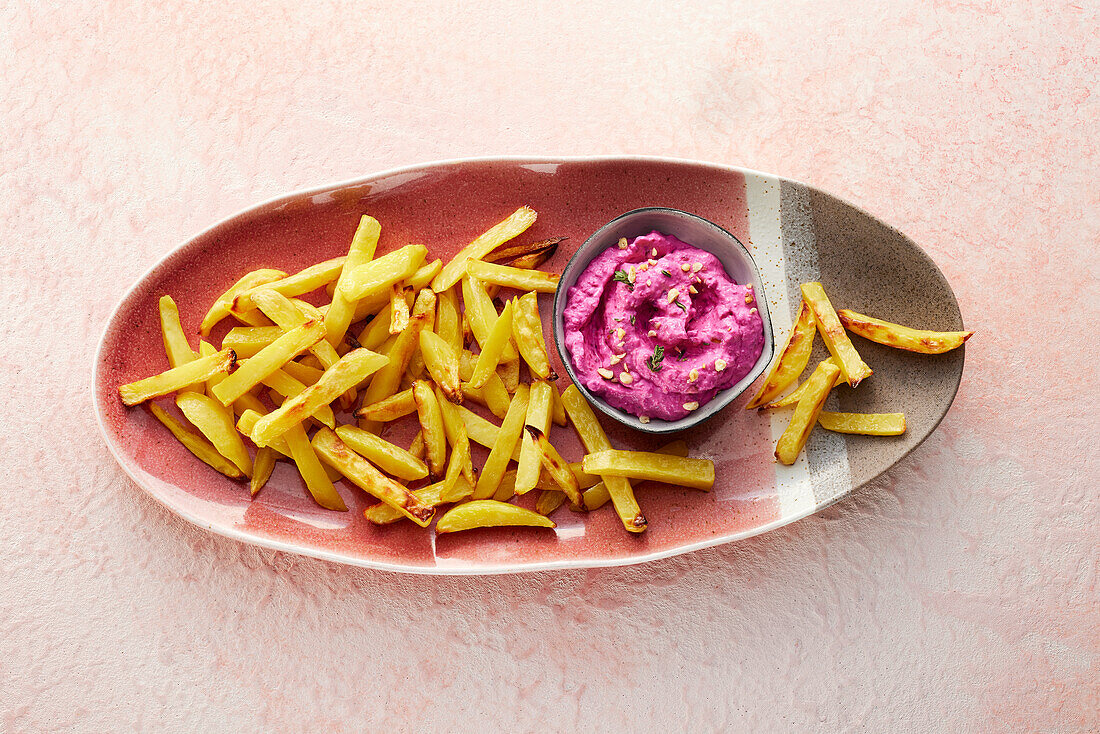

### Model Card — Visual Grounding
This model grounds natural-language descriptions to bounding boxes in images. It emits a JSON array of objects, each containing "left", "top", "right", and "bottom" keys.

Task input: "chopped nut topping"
[
  {"left": 627, "top": 266, "right": 636, "bottom": 283},
  {"left": 680, "top": 263, "right": 691, "bottom": 272},
  {"left": 745, "top": 294, "right": 754, "bottom": 304},
  {"left": 610, "top": 353, "right": 625, "bottom": 365},
  {"left": 648, "top": 329, "right": 658, "bottom": 337},
  {"left": 619, "top": 372, "right": 634, "bottom": 385},
  {"left": 639, "top": 416, "right": 650, "bottom": 424},
  {"left": 667, "top": 288, "right": 679, "bottom": 303},
  {"left": 688, "top": 368, "right": 699, "bottom": 383},
  {"left": 648, "top": 259, "right": 658, "bottom": 267},
  {"left": 597, "top": 368, "right": 614, "bottom": 380},
  {"left": 683, "top": 401, "right": 700, "bottom": 411},
  {"left": 615, "top": 327, "right": 626, "bottom": 340},
  {"left": 714, "top": 358, "right": 727, "bottom": 371},
  {"left": 617, "top": 237, "right": 628, "bottom": 250},
  {"left": 749, "top": 307, "right": 757, "bottom": 315},
  {"left": 688, "top": 285, "right": 698, "bottom": 295},
  {"left": 745, "top": 283, "right": 753, "bottom": 290},
  {"left": 651, "top": 248, "right": 658, "bottom": 257},
  {"left": 692, "top": 262, "right": 703, "bottom": 272}
]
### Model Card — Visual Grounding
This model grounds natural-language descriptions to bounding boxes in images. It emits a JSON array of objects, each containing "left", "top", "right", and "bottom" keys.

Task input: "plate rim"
[{"left": 92, "top": 154, "right": 965, "bottom": 576}]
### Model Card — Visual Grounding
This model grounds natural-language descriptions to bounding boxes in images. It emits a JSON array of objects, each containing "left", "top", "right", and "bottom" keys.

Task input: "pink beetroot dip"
[{"left": 562, "top": 231, "right": 764, "bottom": 421}]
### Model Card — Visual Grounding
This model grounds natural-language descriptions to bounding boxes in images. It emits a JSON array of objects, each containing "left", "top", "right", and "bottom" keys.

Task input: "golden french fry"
[
  {"left": 837, "top": 310, "right": 973, "bottom": 354},
  {"left": 280, "top": 359, "right": 324, "bottom": 386},
  {"left": 432, "top": 207, "right": 538, "bottom": 292},
  {"left": 560, "top": 385, "right": 646, "bottom": 532},
  {"left": 516, "top": 380, "right": 553, "bottom": 494},
  {"left": 341, "top": 245, "right": 428, "bottom": 302},
  {"left": 456, "top": 405, "right": 516, "bottom": 459},
  {"left": 232, "top": 257, "right": 346, "bottom": 314},
  {"left": 357, "top": 300, "right": 399, "bottom": 351},
  {"left": 201, "top": 268, "right": 286, "bottom": 335},
  {"left": 464, "top": 258, "right": 559, "bottom": 293},
  {"left": 461, "top": 378, "right": 511, "bottom": 419},
  {"left": 511, "top": 290, "right": 553, "bottom": 379},
  {"left": 411, "top": 379, "right": 447, "bottom": 477},
  {"left": 582, "top": 450, "right": 715, "bottom": 491},
  {"left": 470, "top": 300, "right": 514, "bottom": 388},
  {"left": 311, "top": 428, "right": 434, "bottom": 526},
  {"left": 237, "top": 410, "right": 345, "bottom": 482},
  {"left": 408, "top": 430, "right": 425, "bottom": 461},
  {"left": 405, "top": 258, "right": 442, "bottom": 290},
  {"left": 549, "top": 381, "right": 567, "bottom": 427},
  {"left": 764, "top": 358, "right": 837, "bottom": 409},
  {"left": 175, "top": 392, "right": 253, "bottom": 476},
  {"left": 435, "top": 384, "right": 474, "bottom": 480},
  {"left": 250, "top": 446, "right": 277, "bottom": 496},
  {"left": 250, "top": 289, "right": 342, "bottom": 369},
  {"left": 282, "top": 423, "right": 347, "bottom": 511},
  {"left": 817, "top": 411, "right": 905, "bottom": 436},
  {"left": 435, "top": 499, "right": 555, "bottom": 533},
  {"left": 484, "top": 236, "right": 564, "bottom": 266},
  {"left": 536, "top": 489, "right": 566, "bottom": 516},
  {"left": 148, "top": 403, "right": 243, "bottom": 479},
  {"left": 526, "top": 426, "right": 583, "bottom": 507},
  {"left": 461, "top": 274, "right": 518, "bottom": 361},
  {"left": 389, "top": 285, "right": 411, "bottom": 333},
  {"left": 800, "top": 283, "right": 872, "bottom": 387},
  {"left": 334, "top": 425, "right": 429, "bottom": 480},
  {"left": 158, "top": 296, "right": 197, "bottom": 385},
  {"left": 119, "top": 348, "right": 236, "bottom": 406},
  {"left": 492, "top": 469, "right": 519, "bottom": 502},
  {"left": 419, "top": 331, "right": 462, "bottom": 403},
  {"left": 220, "top": 326, "right": 282, "bottom": 358},
  {"left": 498, "top": 461, "right": 598, "bottom": 503},
  {"left": 473, "top": 383, "right": 530, "bottom": 499},
  {"left": 323, "top": 215, "right": 381, "bottom": 347},
  {"left": 435, "top": 286, "right": 462, "bottom": 354},
  {"left": 440, "top": 431, "right": 470, "bottom": 498},
  {"left": 260, "top": 368, "right": 336, "bottom": 428},
  {"left": 745, "top": 300, "right": 817, "bottom": 409},
  {"left": 363, "top": 476, "right": 473, "bottom": 525},
  {"left": 251, "top": 348, "right": 388, "bottom": 445},
  {"left": 570, "top": 441, "right": 688, "bottom": 511},
  {"left": 774, "top": 360, "right": 841, "bottom": 465},
  {"left": 211, "top": 321, "right": 325, "bottom": 406},
  {"left": 498, "top": 358, "right": 519, "bottom": 393},
  {"left": 358, "top": 289, "right": 436, "bottom": 421},
  {"left": 355, "top": 388, "right": 416, "bottom": 421}
]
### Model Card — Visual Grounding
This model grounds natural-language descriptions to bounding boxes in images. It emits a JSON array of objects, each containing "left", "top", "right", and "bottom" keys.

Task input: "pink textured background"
[{"left": 2, "top": 1, "right": 1096, "bottom": 731}]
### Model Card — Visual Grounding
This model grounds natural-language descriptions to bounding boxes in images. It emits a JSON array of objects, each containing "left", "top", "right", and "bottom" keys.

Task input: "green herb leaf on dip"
[
  {"left": 661, "top": 269, "right": 672, "bottom": 277},
  {"left": 646, "top": 345, "right": 665, "bottom": 372},
  {"left": 673, "top": 299, "right": 687, "bottom": 312},
  {"left": 612, "top": 270, "right": 634, "bottom": 291}
]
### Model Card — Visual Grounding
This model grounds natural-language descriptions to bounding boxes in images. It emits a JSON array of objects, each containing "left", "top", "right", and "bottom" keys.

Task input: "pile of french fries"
[
  {"left": 119, "top": 207, "right": 715, "bottom": 535},
  {"left": 745, "top": 281, "right": 973, "bottom": 464}
]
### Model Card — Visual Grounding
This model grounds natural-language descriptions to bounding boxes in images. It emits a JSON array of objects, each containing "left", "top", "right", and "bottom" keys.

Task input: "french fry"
[
  {"left": 334, "top": 425, "right": 429, "bottom": 481},
  {"left": 465, "top": 259, "right": 559, "bottom": 293},
  {"left": 201, "top": 268, "right": 286, "bottom": 335},
  {"left": 506, "top": 248, "right": 558, "bottom": 271},
  {"left": 283, "top": 423, "right": 347, "bottom": 511},
  {"left": 582, "top": 450, "right": 715, "bottom": 491},
  {"left": 148, "top": 403, "right": 243, "bottom": 479},
  {"left": 354, "top": 388, "right": 417, "bottom": 421},
  {"left": 220, "top": 326, "right": 282, "bottom": 358},
  {"left": 515, "top": 380, "right": 553, "bottom": 494},
  {"left": 250, "top": 446, "right": 277, "bottom": 496},
  {"left": 549, "top": 381, "right": 567, "bottom": 427},
  {"left": 462, "top": 274, "right": 519, "bottom": 361},
  {"left": 323, "top": 215, "right": 381, "bottom": 347},
  {"left": 461, "top": 378, "right": 511, "bottom": 419},
  {"left": 745, "top": 300, "right": 817, "bottom": 409},
  {"left": 280, "top": 359, "right": 324, "bottom": 386},
  {"left": 817, "top": 411, "right": 905, "bottom": 436},
  {"left": 419, "top": 331, "right": 461, "bottom": 403},
  {"left": 571, "top": 441, "right": 689, "bottom": 511},
  {"left": 484, "top": 236, "right": 564, "bottom": 266},
  {"left": 491, "top": 469, "right": 519, "bottom": 502},
  {"left": 389, "top": 285, "right": 411, "bottom": 333},
  {"left": 774, "top": 360, "right": 841, "bottom": 465},
  {"left": 341, "top": 245, "right": 428, "bottom": 302},
  {"left": 357, "top": 289, "right": 436, "bottom": 424},
  {"left": 526, "top": 426, "right": 583, "bottom": 507},
  {"left": 435, "top": 286, "right": 462, "bottom": 354},
  {"left": 234, "top": 408, "right": 338, "bottom": 481},
  {"left": 473, "top": 383, "right": 530, "bottom": 499},
  {"left": 260, "top": 368, "right": 336, "bottom": 428},
  {"left": 158, "top": 297, "right": 197, "bottom": 390},
  {"left": 198, "top": 340, "right": 230, "bottom": 399},
  {"left": 470, "top": 300, "right": 514, "bottom": 388},
  {"left": 560, "top": 385, "right": 645, "bottom": 532},
  {"left": 232, "top": 256, "right": 346, "bottom": 314},
  {"left": 497, "top": 461, "right": 599, "bottom": 503},
  {"left": 837, "top": 310, "right": 973, "bottom": 354},
  {"left": 250, "top": 288, "right": 342, "bottom": 369},
  {"left": 408, "top": 430, "right": 425, "bottom": 461},
  {"left": 311, "top": 428, "right": 434, "bottom": 526},
  {"left": 536, "top": 489, "right": 567, "bottom": 516},
  {"left": 436, "top": 383, "right": 475, "bottom": 483},
  {"left": 763, "top": 358, "right": 837, "bottom": 409},
  {"left": 363, "top": 476, "right": 473, "bottom": 525},
  {"left": 435, "top": 499, "right": 555, "bottom": 533},
  {"left": 250, "top": 348, "right": 388, "bottom": 445},
  {"left": 432, "top": 206, "right": 538, "bottom": 292},
  {"left": 119, "top": 348, "right": 236, "bottom": 406},
  {"left": 800, "top": 283, "right": 872, "bottom": 387},
  {"left": 456, "top": 405, "right": 520, "bottom": 461},
  {"left": 410, "top": 380, "right": 447, "bottom": 477},
  {"left": 511, "top": 290, "right": 553, "bottom": 379},
  {"left": 498, "top": 358, "right": 519, "bottom": 393},
  {"left": 405, "top": 258, "right": 442, "bottom": 290},
  {"left": 175, "top": 392, "right": 253, "bottom": 476},
  {"left": 211, "top": 321, "right": 325, "bottom": 406},
  {"left": 440, "top": 432, "right": 470, "bottom": 499}
]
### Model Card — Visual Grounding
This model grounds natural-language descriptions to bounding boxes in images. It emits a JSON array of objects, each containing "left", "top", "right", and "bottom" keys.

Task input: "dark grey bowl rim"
[{"left": 551, "top": 207, "right": 775, "bottom": 435}]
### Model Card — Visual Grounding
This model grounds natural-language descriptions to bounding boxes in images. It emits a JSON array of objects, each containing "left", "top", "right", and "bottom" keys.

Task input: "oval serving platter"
[{"left": 94, "top": 156, "right": 966, "bottom": 575}]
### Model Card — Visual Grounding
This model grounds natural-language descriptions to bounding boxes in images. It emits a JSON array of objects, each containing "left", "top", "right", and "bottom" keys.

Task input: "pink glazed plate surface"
[{"left": 93, "top": 156, "right": 966, "bottom": 574}]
